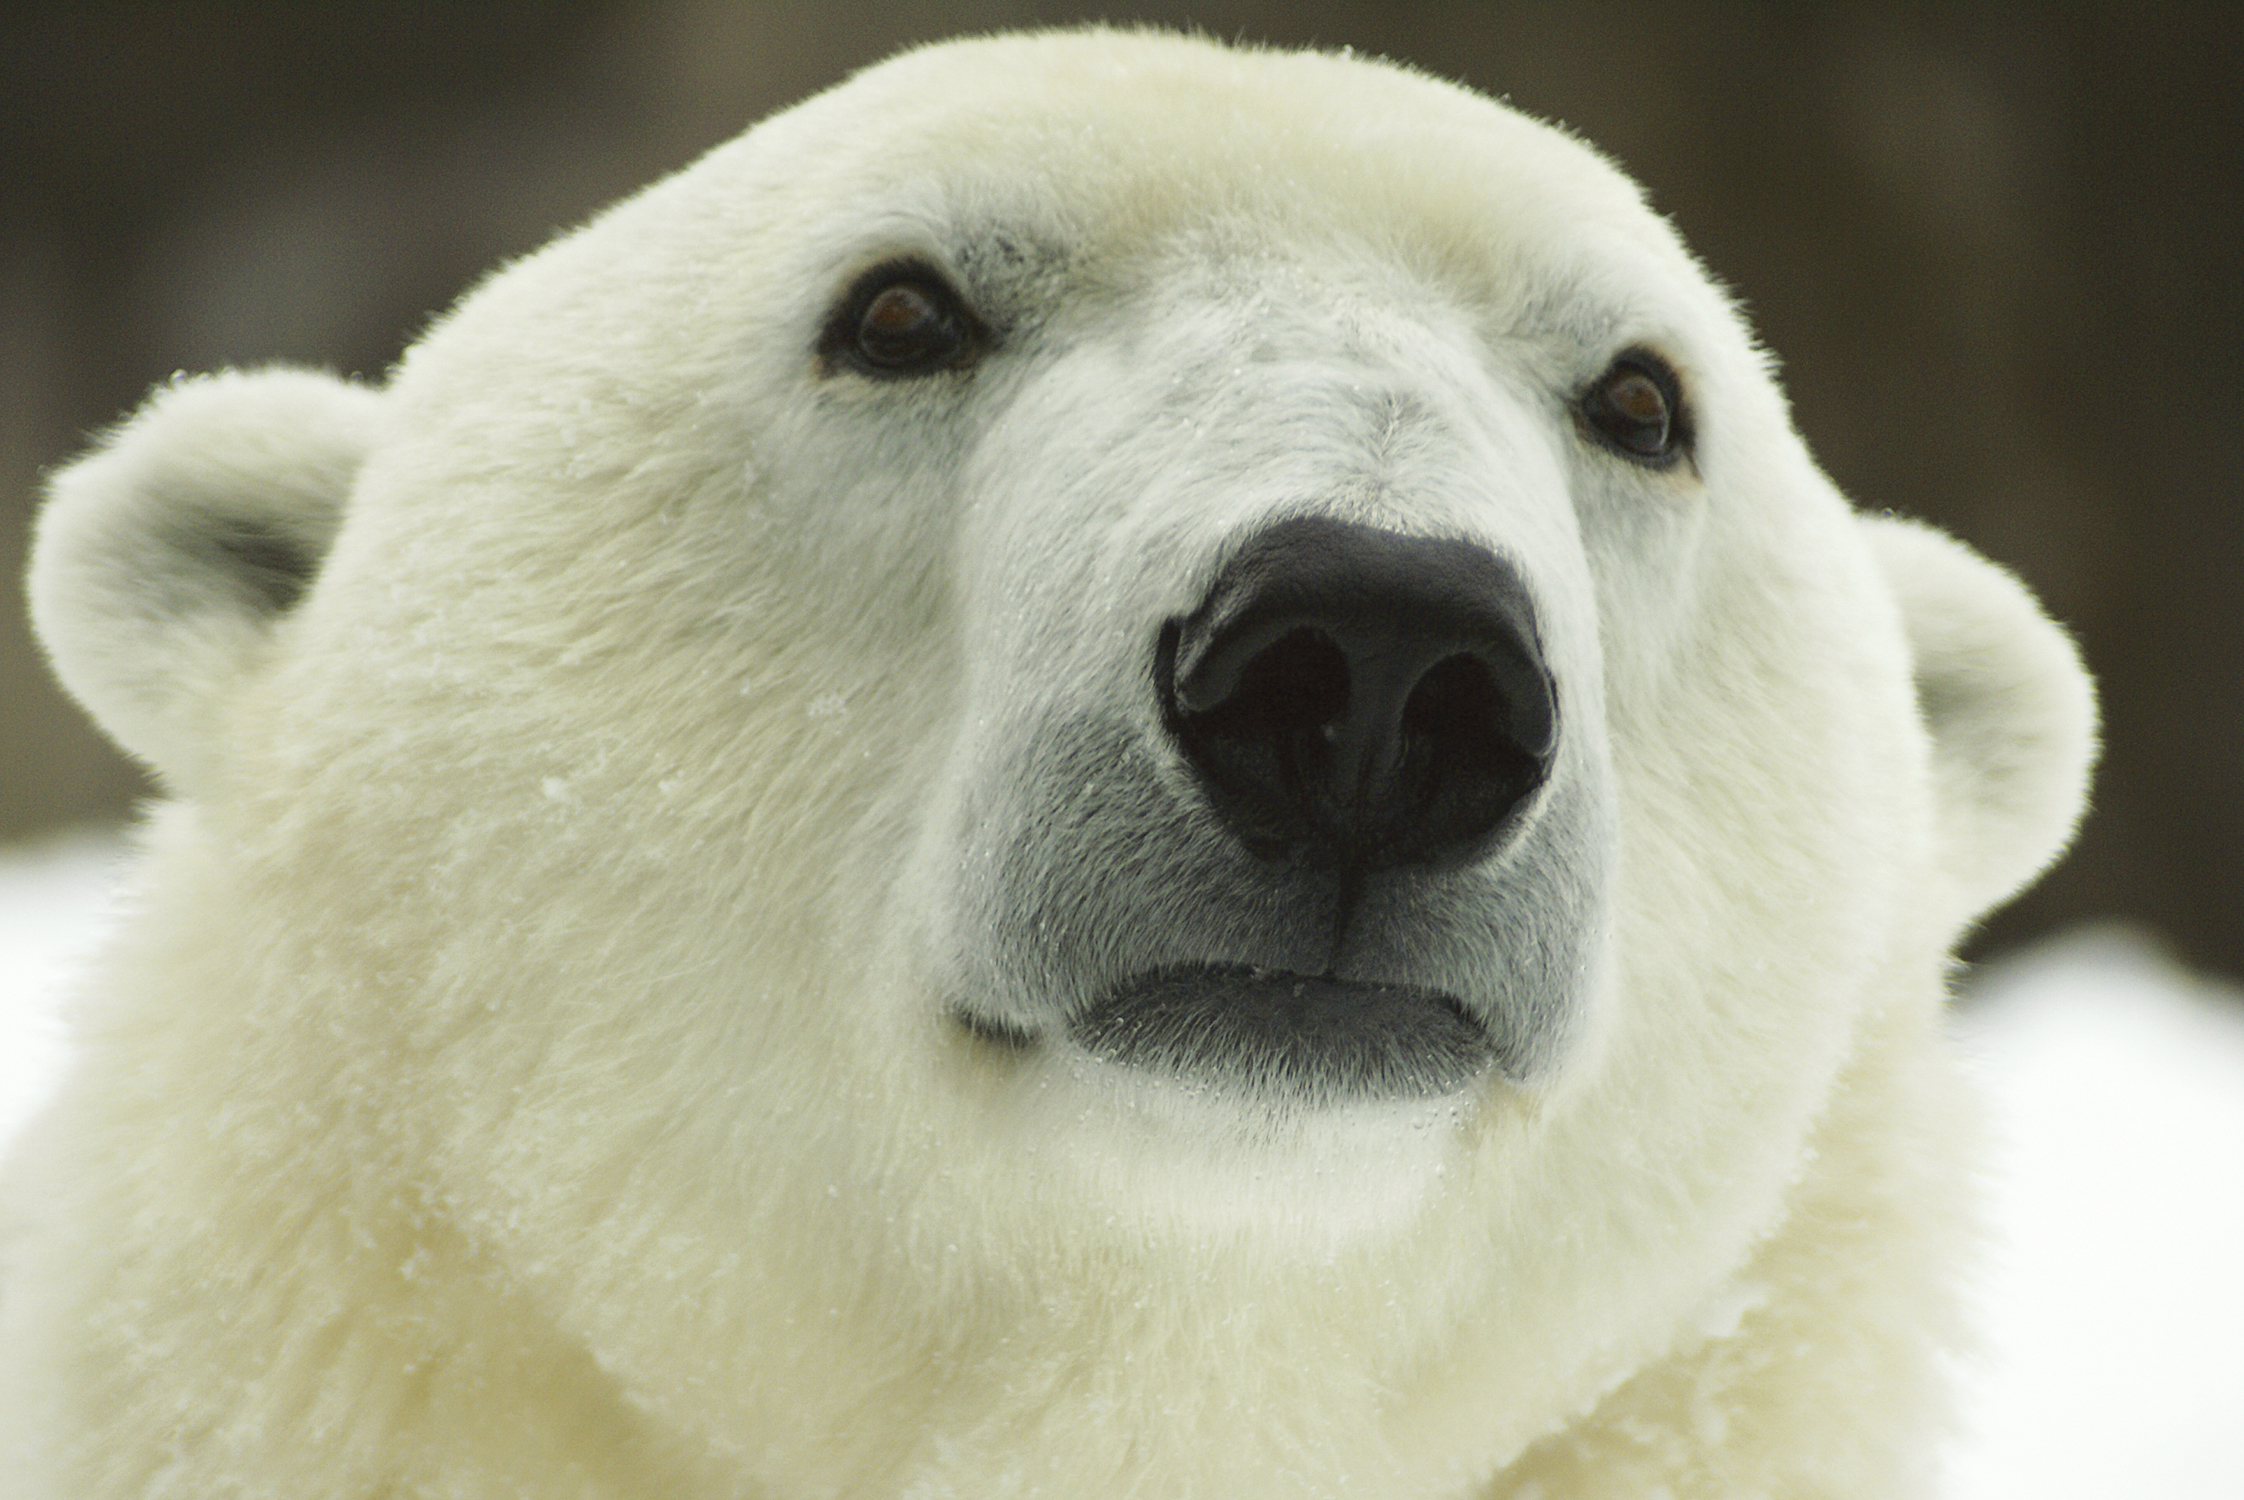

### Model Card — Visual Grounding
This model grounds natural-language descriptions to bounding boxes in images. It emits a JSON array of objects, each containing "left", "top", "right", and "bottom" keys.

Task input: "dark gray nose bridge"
[{"left": 1156, "top": 514, "right": 1558, "bottom": 878}]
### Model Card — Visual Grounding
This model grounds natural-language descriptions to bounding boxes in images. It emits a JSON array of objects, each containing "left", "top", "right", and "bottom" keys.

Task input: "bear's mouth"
[{"left": 1055, "top": 963, "right": 1493, "bottom": 1101}]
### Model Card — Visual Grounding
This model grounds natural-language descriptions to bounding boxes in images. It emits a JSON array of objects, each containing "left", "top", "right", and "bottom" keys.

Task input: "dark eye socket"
[
  {"left": 1578, "top": 350, "right": 1689, "bottom": 466},
  {"left": 820, "top": 259, "right": 984, "bottom": 379}
]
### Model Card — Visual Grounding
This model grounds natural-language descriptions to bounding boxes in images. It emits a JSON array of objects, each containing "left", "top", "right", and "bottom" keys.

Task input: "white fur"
[{"left": 3, "top": 30, "right": 2094, "bottom": 1499}]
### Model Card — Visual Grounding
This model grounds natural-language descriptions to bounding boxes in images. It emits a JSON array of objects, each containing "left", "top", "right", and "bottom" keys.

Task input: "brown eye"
[
  {"left": 1579, "top": 350, "right": 1688, "bottom": 466},
  {"left": 821, "top": 260, "right": 983, "bottom": 378}
]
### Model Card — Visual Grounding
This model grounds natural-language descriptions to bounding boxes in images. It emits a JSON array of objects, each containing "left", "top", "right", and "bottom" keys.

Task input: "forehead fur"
[
  {"left": 760, "top": 30, "right": 1686, "bottom": 288},
  {"left": 398, "top": 28, "right": 1746, "bottom": 459}
]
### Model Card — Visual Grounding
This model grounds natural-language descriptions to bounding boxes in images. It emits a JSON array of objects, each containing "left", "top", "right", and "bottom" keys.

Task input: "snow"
[
  {"left": 0, "top": 828, "right": 118, "bottom": 1147},
  {"left": 1951, "top": 929, "right": 2244, "bottom": 1498},
  {"left": 1, "top": 828, "right": 2239, "bottom": 1495}
]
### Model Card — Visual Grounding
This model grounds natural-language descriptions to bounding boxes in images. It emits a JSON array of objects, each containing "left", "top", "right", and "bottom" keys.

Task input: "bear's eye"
[
  {"left": 821, "top": 259, "right": 984, "bottom": 379},
  {"left": 1578, "top": 350, "right": 1689, "bottom": 467}
]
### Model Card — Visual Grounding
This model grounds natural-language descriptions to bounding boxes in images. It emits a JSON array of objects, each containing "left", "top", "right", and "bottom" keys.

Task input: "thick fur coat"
[{"left": 4, "top": 30, "right": 2094, "bottom": 1499}]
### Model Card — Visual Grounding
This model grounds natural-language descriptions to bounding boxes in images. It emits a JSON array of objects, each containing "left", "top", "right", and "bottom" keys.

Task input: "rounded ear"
[
  {"left": 29, "top": 367, "right": 382, "bottom": 795},
  {"left": 1860, "top": 515, "right": 2098, "bottom": 926}
]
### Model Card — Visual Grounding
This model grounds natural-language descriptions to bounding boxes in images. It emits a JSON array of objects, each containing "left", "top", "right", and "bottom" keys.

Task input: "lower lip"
[{"left": 1068, "top": 963, "right": 1492, "bottom": 1101}]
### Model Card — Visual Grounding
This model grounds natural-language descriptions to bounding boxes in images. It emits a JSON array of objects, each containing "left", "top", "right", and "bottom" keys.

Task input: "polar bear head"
[{"left": 23, "top": 28, "right": 2093, "bottom": 1496}]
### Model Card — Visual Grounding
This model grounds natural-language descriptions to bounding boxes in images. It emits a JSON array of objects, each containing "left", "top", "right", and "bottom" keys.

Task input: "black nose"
[{"left": 1157, "top": 516, "right": 1557, "bottom": 873}]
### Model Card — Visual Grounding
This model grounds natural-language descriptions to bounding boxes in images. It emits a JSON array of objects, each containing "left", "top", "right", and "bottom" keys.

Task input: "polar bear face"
[{"left": 21, "top": 30, "right": 2093, "bottom": 1497}]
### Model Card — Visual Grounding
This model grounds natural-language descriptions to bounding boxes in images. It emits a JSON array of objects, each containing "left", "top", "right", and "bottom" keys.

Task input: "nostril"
[
  {"left": 1164, "top": 624, "right": 1354, "bottom": 860},
  {"left": 1404, "top": 653, "right": 1496, "bottom": 742},
  {"left": 1398, "top": 653, "right": 1547, "bottom": 859},
  {"left": 1158, "top": 517, "right": 1558, "bottom": 875},
  {"left": 1236, "top": 628, "right": 1352, "bottom": 741}
]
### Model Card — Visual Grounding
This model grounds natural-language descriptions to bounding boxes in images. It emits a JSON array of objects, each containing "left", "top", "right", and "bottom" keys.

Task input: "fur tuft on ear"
[
  {"left": 1861, "top": 515, "right": 2098, "bottom": 926},
  {"left": 29, "top": 367, "right": 382, "bottom": 794}
]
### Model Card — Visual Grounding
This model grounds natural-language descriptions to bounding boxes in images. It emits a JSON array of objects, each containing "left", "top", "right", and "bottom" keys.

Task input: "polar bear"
[{"left": 5, "top": 28, "right": 2093, "bottom": 1500}]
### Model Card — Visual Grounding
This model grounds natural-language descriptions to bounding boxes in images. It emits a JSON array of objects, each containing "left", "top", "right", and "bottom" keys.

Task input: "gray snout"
[{"left": 945, "top": 516, "right": 1605, "bottom": 1105}]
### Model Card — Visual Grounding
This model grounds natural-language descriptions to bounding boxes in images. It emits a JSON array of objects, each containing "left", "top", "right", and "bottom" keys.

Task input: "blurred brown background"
[{"left": 3, "top": 3, "right": 2238, "bottom": 975}]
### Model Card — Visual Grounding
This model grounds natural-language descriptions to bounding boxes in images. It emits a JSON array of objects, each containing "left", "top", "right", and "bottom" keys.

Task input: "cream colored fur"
[{"left": 5, "top": 30, "right": 2094, "bottom": 1499}]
